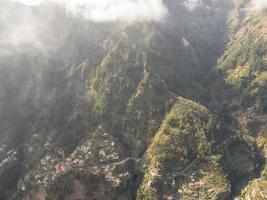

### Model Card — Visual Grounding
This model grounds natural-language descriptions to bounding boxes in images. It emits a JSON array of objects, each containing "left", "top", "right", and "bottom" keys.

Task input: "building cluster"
[
  {"left": 21, "top": 131, "right": 133, "bottom": 191},
  {"left": 0, "top": 149, "right": 17, "bottom": 168},
  {"left": 180, "top": 177, "right": 219, "bottom": 199}
]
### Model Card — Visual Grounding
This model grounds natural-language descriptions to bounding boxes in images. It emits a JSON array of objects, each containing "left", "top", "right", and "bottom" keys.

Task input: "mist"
[
  {"left": 184, "top": 0, "right": 199, "bottom": 11},
  {"left": 251, "top": 0, "right": 267, "bottom": 10},
  {"left": 12, "top": 0, "right": 168, "bottom": 22},
  {"left": 0, "top": 0, "right": 168, "bottom": 56},
  {"left": 0, "top": 2, "right": 45, "bottom": 56}
]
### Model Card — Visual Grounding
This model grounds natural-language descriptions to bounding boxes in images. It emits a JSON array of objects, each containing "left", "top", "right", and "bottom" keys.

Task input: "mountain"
[
  {"left": 0, "top": 0, "right": 266, "bottom": 199},
  {"left": 217, "top": 2, "right": 267, "bottom": 198}
]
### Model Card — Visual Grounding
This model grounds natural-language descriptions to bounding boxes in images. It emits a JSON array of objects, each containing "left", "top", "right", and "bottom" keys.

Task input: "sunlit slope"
[
  {"left": 218, "top": 7, "right": 267, "bottom": 200},
  {"left": 138, "top": 97, "right": 231, "bottom": 200}
]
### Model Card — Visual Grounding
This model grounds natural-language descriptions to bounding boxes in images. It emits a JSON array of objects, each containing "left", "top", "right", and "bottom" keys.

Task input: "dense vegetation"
[{"left": 0, "top": 0, "right": 266, "bottom": 199}]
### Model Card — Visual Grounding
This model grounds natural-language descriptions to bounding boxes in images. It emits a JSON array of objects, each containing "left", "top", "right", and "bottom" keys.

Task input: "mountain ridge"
[{"left": 0, "top": 0, "right": 266, "bottom": 199}]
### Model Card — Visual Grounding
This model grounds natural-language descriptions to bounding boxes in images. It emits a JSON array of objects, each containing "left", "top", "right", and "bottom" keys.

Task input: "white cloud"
[
  {"left": 251, "top": 0, "right": 267, "bottom": 10},
  {"left": 12, "top": 0, "right": 168, "bottom": 22},
  {"left": 184, "top": 0, "right": 199, "bottom": 11},
  {"left": 12, "top": 0, "right": 45, "bottom": 5},
  {"left": 0, "top": 1, "right": 45, "bottom": 55}
]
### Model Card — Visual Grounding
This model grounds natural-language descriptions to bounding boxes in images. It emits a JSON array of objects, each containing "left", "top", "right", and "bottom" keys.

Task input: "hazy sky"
[{"left": 12, "top": 0, "right": 168, "bottom": 22}]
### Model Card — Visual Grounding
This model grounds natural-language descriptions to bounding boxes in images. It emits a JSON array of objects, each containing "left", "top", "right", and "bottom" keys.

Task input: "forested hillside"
[{"left": 0, "top": 0, "right": 266, "bottom": 199}]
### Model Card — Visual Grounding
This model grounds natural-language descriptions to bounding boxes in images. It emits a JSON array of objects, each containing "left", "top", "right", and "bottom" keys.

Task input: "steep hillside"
[
  {"left": 138, "top": 97, "right": 231, "bottom": 200},
  {"left": 0, "top": 0, "right": 266, "bottom": 200},
  {"left": 218, "top": 4, "right": 267, "bottom": 199}
]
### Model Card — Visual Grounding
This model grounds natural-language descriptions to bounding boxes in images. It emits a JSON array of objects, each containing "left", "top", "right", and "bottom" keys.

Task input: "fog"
[
  {"left": 184, "top": 0, "right": 199, "bottom": 11},
  {"left": 12, "top": 0, "right": 168, "bottom": 22},
  {"left": 0, "top": 3, "right": 44, "bottom": 55},
  {"left": 252, "top": 0, "right": 267, "bottom": 10},
  {"left": 1, "top": 0, "right": 264, "bottom": 57},
  {"left": 0, "top": 0, "right": 168, "bottom": 56}
]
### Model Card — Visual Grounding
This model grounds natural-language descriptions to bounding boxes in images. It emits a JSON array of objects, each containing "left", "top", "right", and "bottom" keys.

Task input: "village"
[
  {"left": 19, "top": 130, "right": 136, "bottom": 192},
  {"left": 0, "top": 148, "right": 17, "bottom": 169}
]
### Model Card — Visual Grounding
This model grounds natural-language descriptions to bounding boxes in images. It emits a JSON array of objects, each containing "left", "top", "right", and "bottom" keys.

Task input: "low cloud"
[
  {"left": 0, "top": 1, "right": 49, "bottom": 56},
  {"left": 251, "top": 0, "right": 267, "bottom": 10},
  {"left": 1, "top": 0, "right": 167, "bottom": 56},
  {"left": 13, "top": 0, "right": 168, "bottom": 22},
  {"left": 184, "top": 0, "right": 199, "bottom": 11}
]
